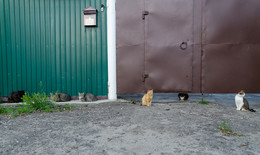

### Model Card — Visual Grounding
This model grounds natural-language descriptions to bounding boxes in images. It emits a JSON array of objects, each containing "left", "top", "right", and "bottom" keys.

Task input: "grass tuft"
[
  {"left": 0, "top": 92, "right": 75, "bottom": 118},
  {"left": 199, "top": 100, "right": 209, "bottom": 104},
  {"left": 219, "top": 120, "right": 244, "bottom": 136}
]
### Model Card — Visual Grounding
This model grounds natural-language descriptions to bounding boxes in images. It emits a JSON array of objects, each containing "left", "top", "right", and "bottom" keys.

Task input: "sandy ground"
[{"left": 0, "top": 100, "right": 260, "bottom": 155}]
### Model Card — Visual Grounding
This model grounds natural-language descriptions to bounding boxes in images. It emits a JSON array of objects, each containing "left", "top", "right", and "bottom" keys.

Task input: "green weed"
[
  {"left": 11, "top": 113, "right": 19, "bottom": 118},
  {"left": 22, "top": 92, "right": 53, "bottom": 111},
  {"left": 54, "top": 105, "right": 59, "bottom": 109},
  {"left": 44, "top": 107, "right": 54, "bottom": 113},
  {"left": 17, "top": 106, "right": 33, "bottom": 114},
  {"left": 0, "top": 107, "right": 7, "bottom": 114},
  {"left": 60, "top": 104, "right": 76, "bottom": 111},
  {"left": 0, "top": 92, "right": 76, "bottom": 118},
  {"left": 199, "top": 100, "right": 209, "bottom": 104},
  {"left": 0, "top": 107, "right": 13, "bottom": 114},
  {"left": 219, "top": 120, "right": 244, "bottom": 136},
  {"left": 8, "top": 105, "right": 34, "bottom": 117}
]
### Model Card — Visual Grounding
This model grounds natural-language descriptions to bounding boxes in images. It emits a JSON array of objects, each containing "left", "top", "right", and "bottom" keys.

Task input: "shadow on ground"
[{"left": 119, "top": 93, "right": 260, "bottom": 108}]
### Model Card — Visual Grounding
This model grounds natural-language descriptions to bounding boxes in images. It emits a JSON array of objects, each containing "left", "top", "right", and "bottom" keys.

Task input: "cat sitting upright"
[
  {"left": 235, "top": 90, "right": 256, "bottom": 112},
  {"left": 78, "top": 93, "right": 97, "bottom": 102},
  {"left": 178, "top": 93, "right": 189, "bottom": 101},
  {"left": 8, "top": 90, "right": 25, "bottom": 103},
  {"left": 142, "top": 89, "right": 153, "bottom": 106},
  {"left": 50, "top": 92, "right": 71, "bottom": 102}
]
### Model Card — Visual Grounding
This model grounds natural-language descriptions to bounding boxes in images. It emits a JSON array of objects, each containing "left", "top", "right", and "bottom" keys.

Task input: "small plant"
[
  {"left": 8, "top": 105, "right": 34, "bottom": 117},
  {"left": 0, "top": 107, "right": 7, "bottom": 114},
  {"left": 199, "top": 94, "right": 209, "bottom": 104},
  {"left": 60, "top": 104, "right": 76, "bottom": 111},
  {"left": 219, "top": 120, "right": 232, "bottom": 134},
  {"left": 0, "top": 107, "right": 15, "bottom": 115},
  {"left": 53, "top": 105, "right": 59, "bottom": 109},
  {"left": 129, "top": 99, "right": 138, "bottom": 104},
  {"left": 219, "top": 120, "right": 244, "bottom": 136},
  {"left": 17, "top": 106, "right": 33, "bottom": 114},
  {"left": 10, "top": 113, "right": 18, "bottom": 117},
  {"left": 0, "top": 107, "right": 9, "bottom": 114},
  {"left": 22, "top": 92, "right": 53, "bottom": 111},
  {"left": 199, "top": 100, "right": 209, "bottom": 104},
  {"left": 0, "top": 92, "right": 76, "bottom": 117}
]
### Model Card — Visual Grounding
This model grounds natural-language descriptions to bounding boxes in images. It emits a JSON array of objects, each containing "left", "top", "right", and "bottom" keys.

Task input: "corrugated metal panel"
[{"left": 0, "top": 0, "right": 108, "bottom": 96}]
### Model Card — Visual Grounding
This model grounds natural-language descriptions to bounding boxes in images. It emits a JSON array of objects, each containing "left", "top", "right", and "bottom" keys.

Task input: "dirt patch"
[{"left": 0, "top": 101, "right": 259, "bottom": 154}]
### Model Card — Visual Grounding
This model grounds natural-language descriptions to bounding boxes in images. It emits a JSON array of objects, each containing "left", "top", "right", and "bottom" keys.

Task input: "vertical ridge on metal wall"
[
  {"left": 0, "top": 0, "right": 108, "bottom": 96},
  {"left": 101, "top": 0, "right": 107, "bottom": 96}
]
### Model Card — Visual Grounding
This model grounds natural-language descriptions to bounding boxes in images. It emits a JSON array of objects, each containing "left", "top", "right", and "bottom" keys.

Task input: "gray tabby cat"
[
  {"left": 79, "top": 93, "right": 97, "bottom": 102},
  {"left": 242, "top": 98, "right": 256, "bottom": 112},
  {"left": 50, "top": 93, "right": 71, "bottom": 102}
]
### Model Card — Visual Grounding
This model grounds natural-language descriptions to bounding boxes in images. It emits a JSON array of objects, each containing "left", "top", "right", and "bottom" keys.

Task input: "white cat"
[
  {"left": 235, "top": 90, "right": 256, "bottom": 112},
  {"left": 235, "top": 90, "right": 245, "bottom": 110}
]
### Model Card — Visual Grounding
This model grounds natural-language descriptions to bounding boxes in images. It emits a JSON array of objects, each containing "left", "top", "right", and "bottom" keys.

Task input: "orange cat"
[{"left": 142, "top": 89, "right": 153, "bottom": 106}]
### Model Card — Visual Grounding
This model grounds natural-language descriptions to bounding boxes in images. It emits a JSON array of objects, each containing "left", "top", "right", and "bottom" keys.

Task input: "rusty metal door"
[
  {"left": 116, "top": 0, "right": 145, "bottom": 94},
  {"left": 144, "top": 0, "right": 194, "bottom": 92},
  {"left": 202, "top": 0, "right": 260, "bottom": 93},
  {"left": 117, "top": 0, "right": 260, "bottom": 94}
]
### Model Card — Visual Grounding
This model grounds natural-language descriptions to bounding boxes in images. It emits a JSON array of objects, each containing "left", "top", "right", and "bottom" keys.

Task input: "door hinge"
[
  {"left": 142, "top": 11, "right": 149, "bottom": 20},
  {"left": 142, "top": 73, "right": 149, "bottom": 82}
]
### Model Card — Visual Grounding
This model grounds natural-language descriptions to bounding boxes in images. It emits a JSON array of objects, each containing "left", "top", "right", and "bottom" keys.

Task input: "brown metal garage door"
[
  {"left": 116, "top": 0, "right": 194, "bottom": 93},
  {"left": 202, "top": 0, "right": 260, "bottom": 93},
  {"left": 144, "top": 0, "right": 193, "bottom": 92},
  {"left": 117, "top": 0, "right": 260, "bottom": 94}
]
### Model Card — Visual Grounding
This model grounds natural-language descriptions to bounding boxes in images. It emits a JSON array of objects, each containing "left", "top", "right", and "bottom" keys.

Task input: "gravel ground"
[{"left": 0, "top": 101, "right": 260, "bottom": 155}]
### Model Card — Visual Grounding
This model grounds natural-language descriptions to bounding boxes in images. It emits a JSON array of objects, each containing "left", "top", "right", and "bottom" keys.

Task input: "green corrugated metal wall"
[{"left": 0, "top": 0, "right": 108, "bottom": 96}]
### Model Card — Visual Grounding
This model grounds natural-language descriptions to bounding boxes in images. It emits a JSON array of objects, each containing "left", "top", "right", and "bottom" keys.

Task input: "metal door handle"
[
  {"left": 142, "top": 11, "right": 149, "bottom": 20},
  {"left": 142, "top": 73, "right": 149, "bottom": 82},
  {"left": 180, "top": 42, "right": 188, "bottom": 50}
]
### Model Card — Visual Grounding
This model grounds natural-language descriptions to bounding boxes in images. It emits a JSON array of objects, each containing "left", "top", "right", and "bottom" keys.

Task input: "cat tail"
[{"left": 248, "top": 108, "right": 256, "bottom": 112}]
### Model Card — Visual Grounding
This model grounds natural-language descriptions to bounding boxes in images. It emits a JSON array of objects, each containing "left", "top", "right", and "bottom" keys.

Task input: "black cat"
[
  {"left": 178, "top": 93, "right": 189, "bottom": 101},
  {"left": 8, "top": 90, "right": 25, "bottom": 103}
]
